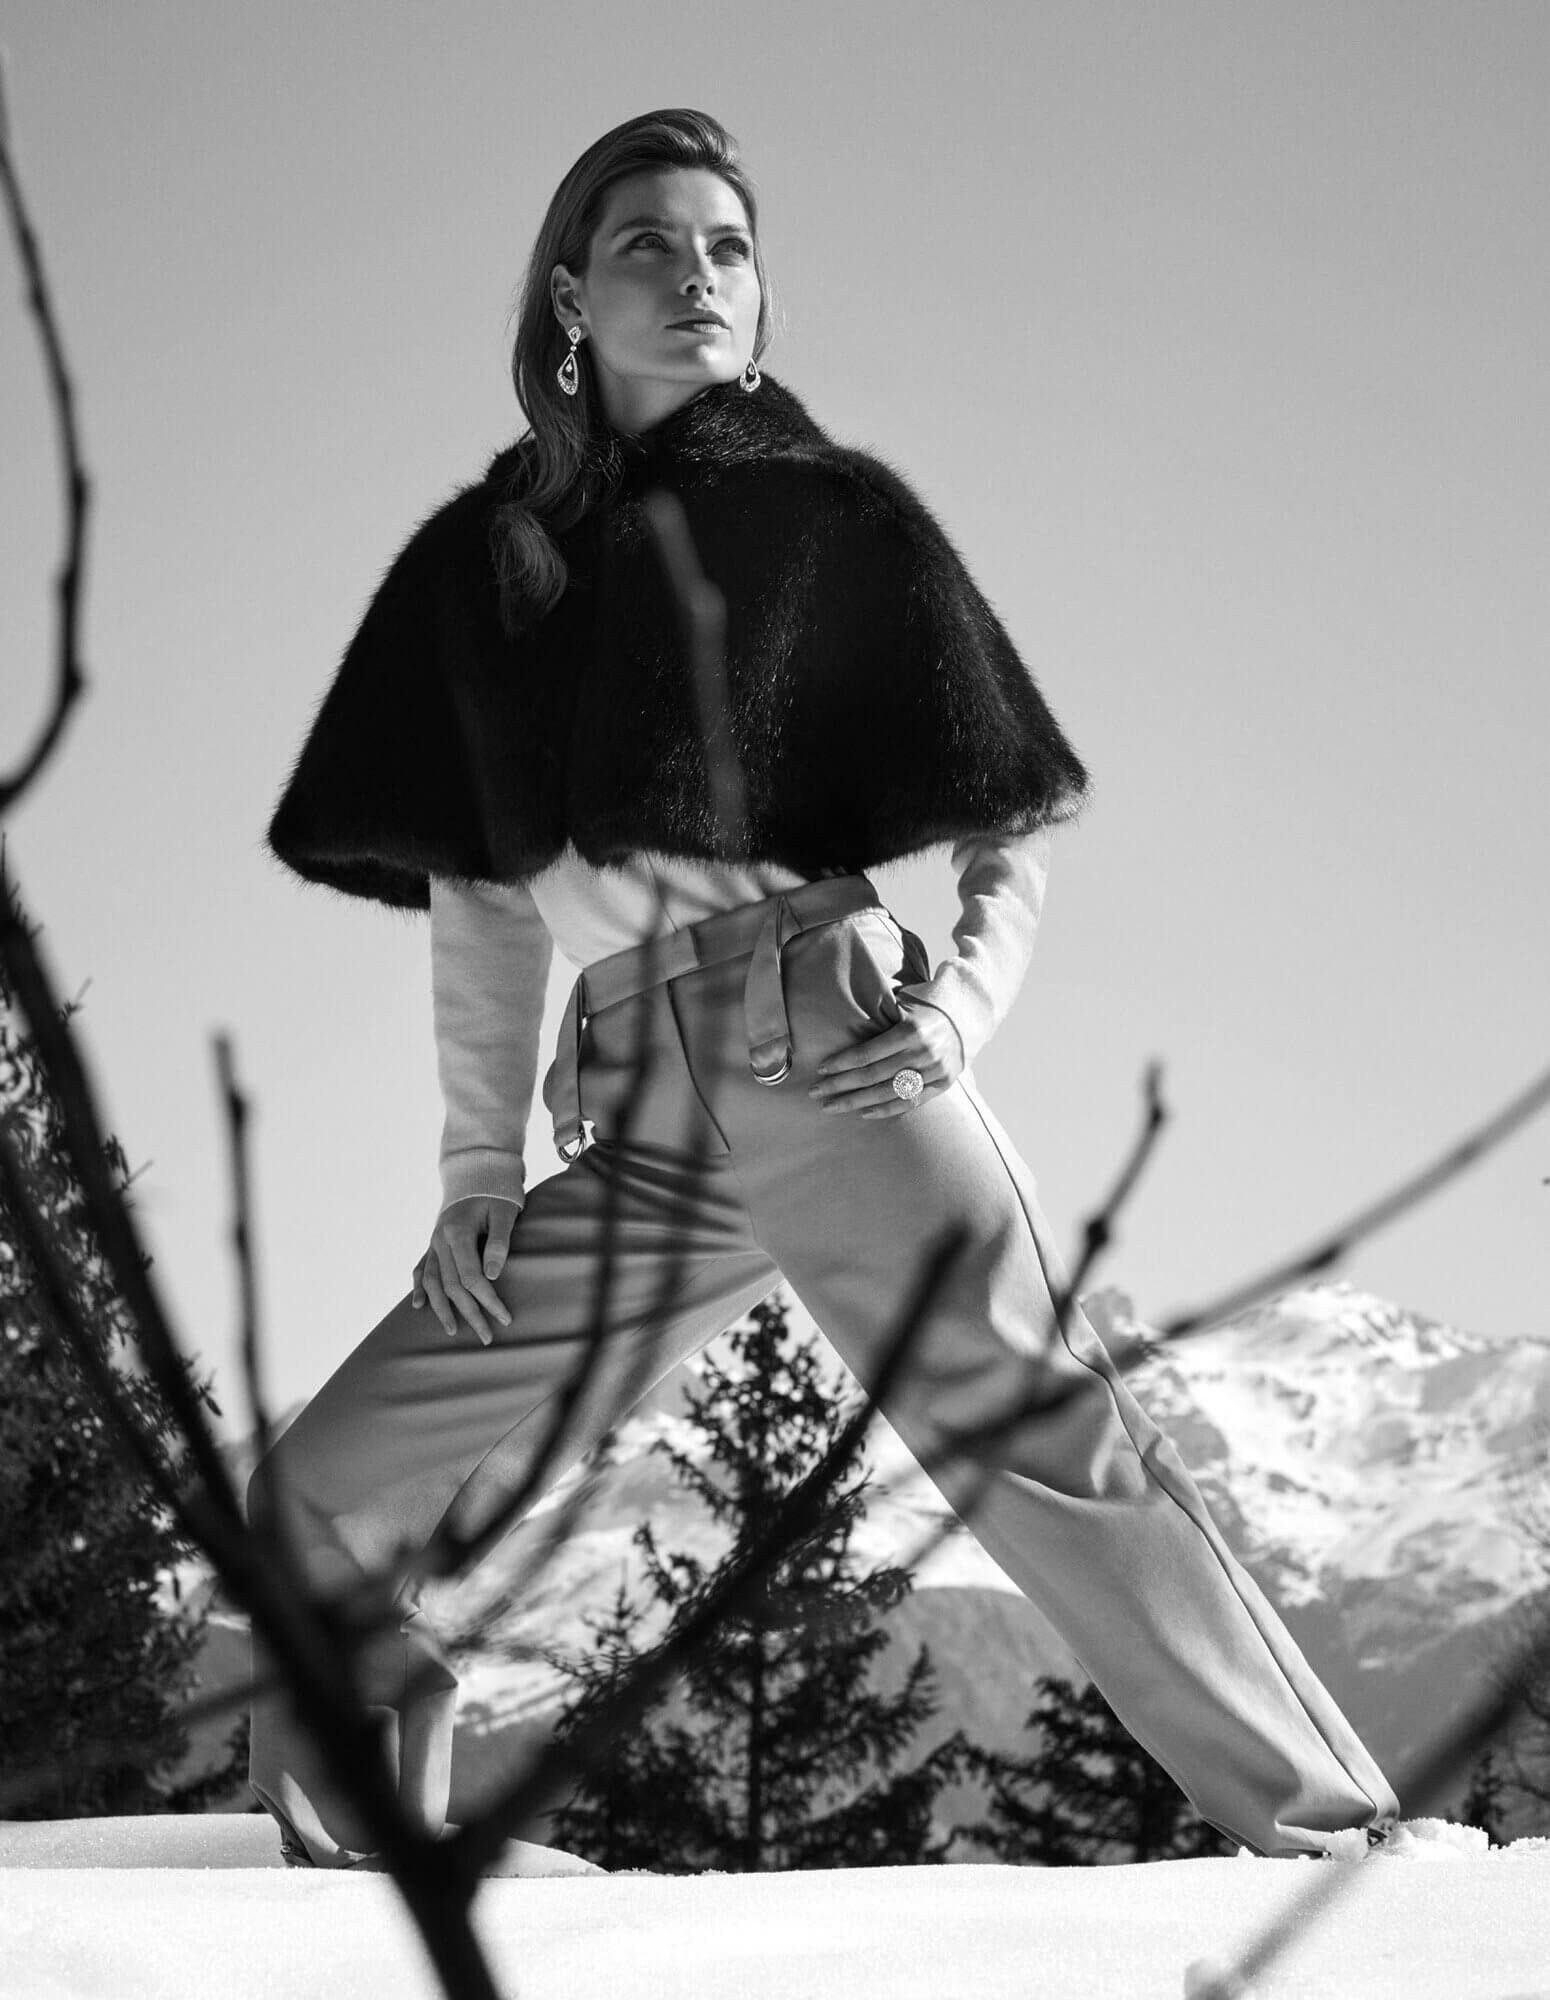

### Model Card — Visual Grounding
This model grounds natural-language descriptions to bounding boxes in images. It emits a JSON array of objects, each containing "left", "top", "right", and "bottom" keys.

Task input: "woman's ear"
[{"left": 550, "top": 264, "right": 581, "bottom": 324}]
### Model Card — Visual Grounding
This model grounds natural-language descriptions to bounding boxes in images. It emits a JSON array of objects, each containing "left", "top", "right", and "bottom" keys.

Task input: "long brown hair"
[{"left": 490, "top": 108, "right": 778, "bottom": 636}]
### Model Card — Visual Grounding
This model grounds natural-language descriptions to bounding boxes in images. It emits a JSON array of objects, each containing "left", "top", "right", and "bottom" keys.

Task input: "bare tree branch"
[
  {"left": 0, "top": 78, "right": 499, "bottom": 1959},
  {"left": 1158, "top": 1059, "right": 1550, "bottom": 1345},
  {"left": 214, "top": 1032, "right": 275, "bottom": 1470},
  {"left": 1195, "top": 1595, "right": 1550, "bottom": 2000},
  {"left": 409, "top": 955, "right": 666, "bottom": 1595},
  {"left": 837, "top": 1061, "right": 1169, "bottom": 1606},
  {"left": 0, "top": 49, "right": 89, "bottom": 813},
  {"left": 926, "top": 1059, "right": 1167, "bottom": 1467},
  {"left": 642, "top": 487, "right": 747, "bottom": 852},
  {"left": 0, "top": 1096, "right": 424, "bottom": 1846}
]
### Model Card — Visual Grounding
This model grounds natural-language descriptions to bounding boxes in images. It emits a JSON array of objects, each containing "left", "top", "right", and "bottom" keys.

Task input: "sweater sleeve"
[
  {"left": 895, "top": 825, "right": 1052, "bottom": 1066},
  {"left": 429, "top": 874, "right": 555, "bottom": 1215}
]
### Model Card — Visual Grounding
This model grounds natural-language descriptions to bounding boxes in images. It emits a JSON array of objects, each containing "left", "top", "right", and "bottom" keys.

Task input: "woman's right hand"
[{"left": 412, "top": 1195, "right": 520, "bottom": 1345}]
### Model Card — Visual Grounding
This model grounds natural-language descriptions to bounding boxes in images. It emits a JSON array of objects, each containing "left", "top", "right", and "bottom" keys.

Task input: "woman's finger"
[
  {"left": 481, "top": 1200, "right": 521, "bottom": 1280},
  {"left": 822, "top": 1072, "right": 947, "bottom": 1117},
  {"left": 432, "top": 1244, "right": 498, "bottom": 1345},
  {"left": 420, "top": 1258, "right": 459, "bottom": 1340},
  {"left": 435, "top": 1268, "right": 494, "bottom": 1347},
  {"left": 858, "top": 1077, "right": 948, "bottom": 1119},
  {"left": 812, "top": 1047, "right": 944, "bottom": 1101},
  {"left": 450, "top": 1248, "right": 512, "bottom": 1334},
  {"left": 444, "top": 1283, "right": 495, "bottom": 1346},
  {"left": 811, "top": 1043, "right": 933, "bottom": 1098},
  {"left": 813, "top": 1023, "right": 917, "bottom": 1081}
]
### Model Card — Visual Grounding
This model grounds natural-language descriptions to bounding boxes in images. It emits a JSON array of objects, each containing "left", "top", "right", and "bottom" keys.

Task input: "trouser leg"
[
  {"left": 246, "top": 1032, "right": 774, "bottom": 1865},
  {"left": 682, "top": 911, "right": 1400, "bottom": 1856}
]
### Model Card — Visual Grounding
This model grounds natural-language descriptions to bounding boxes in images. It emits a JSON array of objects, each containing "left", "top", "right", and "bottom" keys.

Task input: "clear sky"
[{"left": 3, "top": 0, "right": 1546, "bottom": 1425}]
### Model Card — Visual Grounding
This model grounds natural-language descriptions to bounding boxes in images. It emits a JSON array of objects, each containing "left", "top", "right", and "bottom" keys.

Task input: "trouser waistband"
[{"left": 550, "top": 874, "right": 886, "bottom": 1161}]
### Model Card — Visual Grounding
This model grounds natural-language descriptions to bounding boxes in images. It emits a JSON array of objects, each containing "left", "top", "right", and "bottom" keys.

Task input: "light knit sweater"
[{"left": 430, "top": 826, "right": 1052, "bottom": 1217}]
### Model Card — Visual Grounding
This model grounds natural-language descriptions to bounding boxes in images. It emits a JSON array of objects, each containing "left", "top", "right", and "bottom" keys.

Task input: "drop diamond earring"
[
  {"left": 557, "top": 325, "right": 582, "bottom": 397},
  {"left": 740, "top": 356, "right": 761, "bottom": 394}
]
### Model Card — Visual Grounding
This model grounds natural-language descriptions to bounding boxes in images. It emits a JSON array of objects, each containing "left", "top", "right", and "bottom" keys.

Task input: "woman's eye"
[{"left": 626, "top": 232, "right": 750, "bottom": 257}]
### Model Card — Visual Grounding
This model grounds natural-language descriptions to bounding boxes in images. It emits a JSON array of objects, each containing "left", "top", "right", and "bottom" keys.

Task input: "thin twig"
[
  {"left": 1196, "top": 1595, "right": 1550, "bottom": 2000},
  {"left": 1158, "top": 1059, "right": 1550, "bottom": 1344},
  {"left": 926, "top": 1059, "right": 1167, "bottom": 1474},
  {"left": 642, "top": 487, "right": 748, "bottom": 852},
  {"left": 0, "top": 49, "right": 89, "bottom": 813},
  {"left": 410, "top": 952, "right": 665, "bottom": 1595},
  {"left": 766, "top": 1060, "right": 1164, "bottom": 1667},
  {"left": 214, "top": 1032, "right": 274, "bottom": 1468},
  {"left": 0, "top": 59, "right": 502, "bottom": 1991},
  {"left": 0, "top": 1108, "right": 418, "bottom": 1827},
  {"left": 2, "top": 872, "right": 492, "bottom": 1977}
]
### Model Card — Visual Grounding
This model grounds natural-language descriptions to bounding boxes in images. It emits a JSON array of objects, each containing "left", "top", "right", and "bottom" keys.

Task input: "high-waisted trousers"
[{"left": 246, "top": 875, "right": 1399, "bottom": 1864}]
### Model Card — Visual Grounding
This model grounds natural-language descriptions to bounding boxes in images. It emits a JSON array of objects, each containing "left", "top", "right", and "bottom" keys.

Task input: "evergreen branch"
[
  {"left": 1154, "top": 1059, "right": 1550, "bottom": 1344},
  {"left": 0, "top": 1116, "right": 226, "bottom": 1561},
  {"left": 0, "top": 49, "right": 89, "bottom": 814},
  {"left": 449, "top": 1224, "right": 967, "bottom": 1879},
  {"left": 0, "top": 879, "right": 241, "bottom": 1529},
  {"left": 0, "top": 1109, "right": 439, "bottom": 1890},
  {"left": 0, "top": 1669, "right": 269, "bottom": 1814}
]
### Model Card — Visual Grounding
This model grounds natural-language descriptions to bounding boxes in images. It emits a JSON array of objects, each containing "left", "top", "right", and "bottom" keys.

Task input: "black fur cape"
[{"left": 267, "top": 372, "right": 1090, "bottom": 910}]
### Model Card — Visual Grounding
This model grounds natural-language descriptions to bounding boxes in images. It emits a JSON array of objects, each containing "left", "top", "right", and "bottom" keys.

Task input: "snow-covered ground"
[{"left": 2, "top": 1817, "right": 1548, "bottom": 2000}]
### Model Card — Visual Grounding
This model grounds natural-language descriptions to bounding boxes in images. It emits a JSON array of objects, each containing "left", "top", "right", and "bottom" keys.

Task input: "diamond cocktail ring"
[{"left": 891, "top": 1068, "right": 925, "bottom": 1104}]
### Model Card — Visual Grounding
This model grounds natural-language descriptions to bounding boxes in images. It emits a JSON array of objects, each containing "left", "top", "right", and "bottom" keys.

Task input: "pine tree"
[
  {"left": 0, "top": 870, "right": 242, "bottom": 1815},
  {"left": 534, "top": 1578, "right": 728, "bottom": 1872},
  {"left": 1460, "top": 1746, "right": 1511, "bottom": 1846},
  {"left": 1470, "top": 1580, "right": 1550, "bottom": 1843},
  {"left": 545, "top": 1293, "right": 981, "bottom": 1871},
  {"left": 960, "top": 1674, "right": 1236, "bottom": 1865}
]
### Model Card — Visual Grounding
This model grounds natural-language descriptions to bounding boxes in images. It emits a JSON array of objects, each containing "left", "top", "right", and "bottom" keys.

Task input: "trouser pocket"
[{"left": 778, "top": 907, "right": 925, "bottom": 1062}]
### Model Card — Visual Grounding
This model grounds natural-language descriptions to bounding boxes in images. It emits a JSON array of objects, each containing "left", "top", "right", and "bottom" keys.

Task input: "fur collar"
[{"left": 268, "top": 372, "right": 1090, "bottom": 909}]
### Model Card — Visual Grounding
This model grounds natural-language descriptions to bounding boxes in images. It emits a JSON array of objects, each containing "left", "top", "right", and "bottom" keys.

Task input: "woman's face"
[{"left": 552, "top": 166, "right": 762, "bottom": 435}]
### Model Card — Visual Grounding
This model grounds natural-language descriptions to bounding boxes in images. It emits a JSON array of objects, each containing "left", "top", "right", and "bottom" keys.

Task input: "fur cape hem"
[{"left": 268, "top": 372, "right": 1090, "bottom": 911}]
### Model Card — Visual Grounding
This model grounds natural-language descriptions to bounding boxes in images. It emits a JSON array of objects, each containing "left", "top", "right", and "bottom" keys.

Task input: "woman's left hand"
[{"left": 808, "top": 1002, "right": 963, "bottom": 1118}]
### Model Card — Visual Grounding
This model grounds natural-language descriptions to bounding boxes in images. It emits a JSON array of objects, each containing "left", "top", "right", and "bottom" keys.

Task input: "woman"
[{"left": 252, "top": 107, "right": 1399, "bottom": 1869}]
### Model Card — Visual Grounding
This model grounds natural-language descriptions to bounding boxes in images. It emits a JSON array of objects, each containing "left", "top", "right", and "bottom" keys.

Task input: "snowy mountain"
[
  {"left": 191, "top": 1281, "right": 1550, "bottom": 1836},
  {"left": 1090, "top": 1281, "right": 1550, "bottom": 1797}
]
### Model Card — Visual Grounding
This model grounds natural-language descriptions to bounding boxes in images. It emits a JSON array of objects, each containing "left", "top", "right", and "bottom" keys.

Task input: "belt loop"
[
  {"left": 745, "top": 895, "right": 795, "bottom": 1085},
  {"left": 552, "top": 975, "right": 590, "bottom": 1160}
]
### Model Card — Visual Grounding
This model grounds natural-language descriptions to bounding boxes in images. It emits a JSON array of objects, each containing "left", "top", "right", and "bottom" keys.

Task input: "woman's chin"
[{"left": 655, "top": 339, "right": 740, "bottom": 378}]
